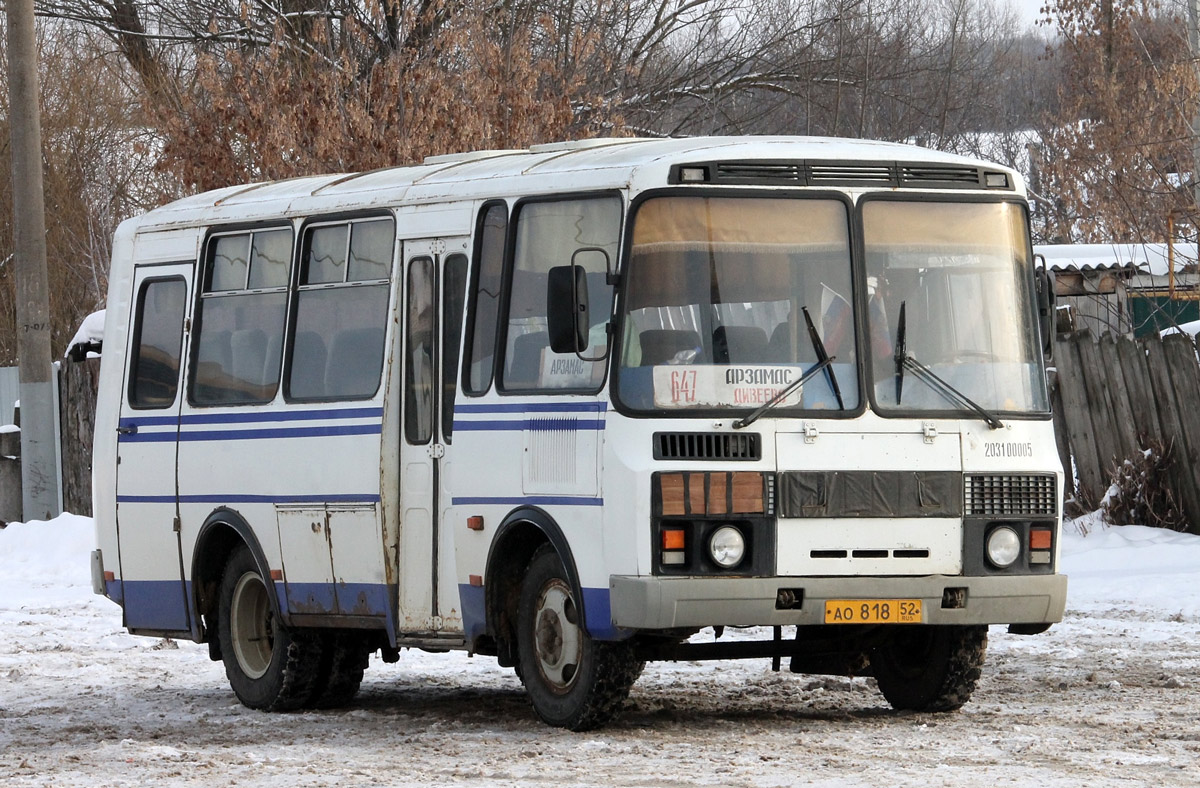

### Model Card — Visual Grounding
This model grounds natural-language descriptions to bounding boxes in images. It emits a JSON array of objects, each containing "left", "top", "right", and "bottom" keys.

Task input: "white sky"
[{"left": 1010, "top": 0, "right": 1048, "bottom": 28}]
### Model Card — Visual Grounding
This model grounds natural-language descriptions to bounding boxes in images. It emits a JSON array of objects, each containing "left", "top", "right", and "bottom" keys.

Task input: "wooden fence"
[
  {"left": 1051, "top": 330, "right": 1200, "bottom": 533},
  {"left": 58, "top": 357, "right": 100, "bottom": 516}
]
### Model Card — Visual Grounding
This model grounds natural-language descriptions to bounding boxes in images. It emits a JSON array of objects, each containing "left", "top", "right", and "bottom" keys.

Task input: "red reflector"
[
  {"left": 103, "top": 571, "right": 115, "bottom": 582},
  {"left": 662, "top": 529, "right": 686, "bottom": 550},
  {"left": 469, "top": 574, "right": 483, "bottom": 587},
  {"left": 467, "top": 515, "right": 485, "bottom": 531},
  {"left": 269, "top": 569, "right": 283, "bottom": 581},
  {"left": 1029, "top": 529, "right": 1053, "bottom": 550}
]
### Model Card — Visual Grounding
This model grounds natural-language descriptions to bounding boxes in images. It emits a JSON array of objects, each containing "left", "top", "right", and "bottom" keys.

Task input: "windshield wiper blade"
[
  {"left": 733, "top": 356, "right": 834, "bottom": 430},
  {"left": 802, "top": 306, "right": 844, "bottom": 410},
  {"left": 894, "top": 301, "right": 907, "bottom": 404},
  {"left": 902, "top": 354, "right": 1005, "bottom": 429}
]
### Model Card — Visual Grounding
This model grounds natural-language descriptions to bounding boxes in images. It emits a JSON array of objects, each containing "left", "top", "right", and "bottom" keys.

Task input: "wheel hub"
[
  {"left": 230, "top": 571, "right": 274, "bottom": 679},
  {"left": 532, "top": 579, "right": 581, "bottom": 693}
]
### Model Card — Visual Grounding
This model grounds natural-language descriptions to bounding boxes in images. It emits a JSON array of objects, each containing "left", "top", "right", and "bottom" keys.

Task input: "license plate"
[{"left": 824, "top": 599, "right": 923, "bottom": 624}]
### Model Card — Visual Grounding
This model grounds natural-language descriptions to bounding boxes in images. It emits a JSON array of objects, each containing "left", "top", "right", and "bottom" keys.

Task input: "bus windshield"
[
  {"left": 616, "top": 196, "right": 858, "bottom": 414},
  {"left": 863, "top": 199, "right": 1048, "bottom": 416}
]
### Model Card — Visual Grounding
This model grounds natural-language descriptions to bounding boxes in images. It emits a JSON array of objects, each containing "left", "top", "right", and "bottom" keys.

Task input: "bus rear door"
[{"left": 115, "top": 263, "right": 193, "bottom": 632}]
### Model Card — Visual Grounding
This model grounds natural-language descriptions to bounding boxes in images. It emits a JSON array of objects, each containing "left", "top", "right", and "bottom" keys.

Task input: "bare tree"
[
  {"left": 0, "top": 20, "right": 154, "bottom": 363},
  {"left": 1034, "top": 0, "right": 1198, "bottom": 243}
]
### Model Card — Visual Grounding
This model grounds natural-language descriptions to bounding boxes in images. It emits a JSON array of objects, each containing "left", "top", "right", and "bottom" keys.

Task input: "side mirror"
[
  {"left": 1034, "top": 260, "right": 1056, "bottom": 358},
  {"left": 548, "top": 264, "right": 589, "bottom": 353}
]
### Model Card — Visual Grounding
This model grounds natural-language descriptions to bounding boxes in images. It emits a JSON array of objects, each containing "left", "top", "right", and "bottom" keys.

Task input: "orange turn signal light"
[
  {"left": 662, "top": 528, "right": 686, "bottom": 550},
  {"left": 1029, "top": 528, "right": 1053, "bottom": 550}
]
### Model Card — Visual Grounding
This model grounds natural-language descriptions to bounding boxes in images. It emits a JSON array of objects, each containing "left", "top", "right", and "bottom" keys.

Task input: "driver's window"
[{"left": 499, "top": 196, "right": 620, "bottom": 392}]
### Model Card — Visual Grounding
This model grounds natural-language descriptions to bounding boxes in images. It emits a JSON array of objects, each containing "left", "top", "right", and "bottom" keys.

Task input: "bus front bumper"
[{"left": 608, "top": 574, "right": 1067, "bottom": 630}]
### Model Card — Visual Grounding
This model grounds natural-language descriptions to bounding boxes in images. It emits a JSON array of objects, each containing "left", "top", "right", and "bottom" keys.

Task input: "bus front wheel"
[
  {"left": 871, "top": 624, "right": 988, "bottom": 712},
  {"left": 516, "top": 545, "right": 643, "bottom": 730},
  {"left": 217, "top": 545, "right": 324, "bottom": 711}
]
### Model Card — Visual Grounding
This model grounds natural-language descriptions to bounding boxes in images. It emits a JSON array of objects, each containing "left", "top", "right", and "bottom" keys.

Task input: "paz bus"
[{"left": 91, "top": 136, "right": 1066, "bottom": 730}]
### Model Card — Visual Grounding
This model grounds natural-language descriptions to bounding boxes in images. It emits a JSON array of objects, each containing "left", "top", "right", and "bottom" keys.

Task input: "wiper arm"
[
  {"left": 894, "top": 301, "right": 907, "bottom": 404},
  {"left": 733, "top": 357, "right": 834, "bottom": 430},
  {"left": 902, "top": 354, "right": 1005, "bottom": 430},
  {"left": 802, "top": 306, "right": 844, "bottom": 410}
]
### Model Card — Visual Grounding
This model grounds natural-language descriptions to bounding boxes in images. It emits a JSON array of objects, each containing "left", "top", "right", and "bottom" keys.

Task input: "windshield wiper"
[
  {"left": 802, "top": 306, "right": 844, "bottom": 410},
  {"left": 894, "top": 301, "right": 907, "bottom": 403},
  {"left": 733, "top": 356, "right": 833, "bottom": 429},
  {"left": 900, "top": 354, "right": 1005, "bottom": 430}
]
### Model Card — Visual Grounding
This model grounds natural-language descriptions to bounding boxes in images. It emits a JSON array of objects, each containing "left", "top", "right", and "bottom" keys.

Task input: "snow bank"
[
  {"left": 1, "top": 514, "right": 95, "bottom": 588},
  {"left": 1060, "top": 521, "right": 1200, "bottom": 617}
]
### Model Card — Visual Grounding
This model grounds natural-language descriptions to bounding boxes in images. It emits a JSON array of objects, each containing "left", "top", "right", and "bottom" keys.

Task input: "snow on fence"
[{"left": 1052, "top": 330, "right": 1200, "bottom": 534}]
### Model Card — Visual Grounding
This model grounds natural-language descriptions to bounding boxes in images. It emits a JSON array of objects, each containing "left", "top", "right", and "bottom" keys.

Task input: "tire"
[
  {"left": 217, "top": 545, "right": 325, "bottom": 711},
  {"left": 308, "top": 632, "right": 371, "bottom": 709},
  {"left": 516, "top": 545, "right": 643, "bottom": 731},
  {"left": 871, "top": 625, "right": 988, "bottom": 712}
]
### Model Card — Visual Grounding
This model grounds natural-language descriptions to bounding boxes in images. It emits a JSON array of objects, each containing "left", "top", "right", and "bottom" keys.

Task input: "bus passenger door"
[
  {"left": 397, "top": 238, "right": 470, "bottom": 633},
  {"left": 114, "top": 264, "right": 192, "bottom": 632}
]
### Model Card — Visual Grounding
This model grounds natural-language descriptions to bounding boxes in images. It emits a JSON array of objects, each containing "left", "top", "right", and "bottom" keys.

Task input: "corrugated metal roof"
[{"left": 1036, "top": 243, "right": 1198, "bottom": 276}]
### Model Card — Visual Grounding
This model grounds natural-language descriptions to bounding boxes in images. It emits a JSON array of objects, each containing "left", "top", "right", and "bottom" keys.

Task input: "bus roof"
[{"left": 128, "top": 136, "right": 1024, "bottom": 233}]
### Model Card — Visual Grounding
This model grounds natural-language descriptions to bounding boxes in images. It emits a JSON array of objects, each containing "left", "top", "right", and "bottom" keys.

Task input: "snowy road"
[{"left": 2, "top": 517, "right": 1198, "bottom": 787}]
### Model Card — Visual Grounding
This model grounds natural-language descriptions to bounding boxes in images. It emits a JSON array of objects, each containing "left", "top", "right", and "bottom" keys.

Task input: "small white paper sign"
[
  {"left": 652, "top": 365, "right": 802, "bottom": 408},
  {"left": 539, "top": 346, "right": 605, "bottom": 388}
]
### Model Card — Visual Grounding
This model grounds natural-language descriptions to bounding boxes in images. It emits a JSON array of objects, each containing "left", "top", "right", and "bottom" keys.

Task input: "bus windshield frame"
[
  {"left": 613, "top": 192, "right": 861, "bottom": 417},
  {"left": 860, "top": 195, "right": 1049, "bottom": 420},
  {"left": 613, "top": 190, "right": 1049, "bottom": 421}
]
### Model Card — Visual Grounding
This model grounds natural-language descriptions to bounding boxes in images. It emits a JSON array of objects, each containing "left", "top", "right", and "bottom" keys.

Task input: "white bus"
[{"left": 91, "top": 136, "right": 1066, "bottom": 730}]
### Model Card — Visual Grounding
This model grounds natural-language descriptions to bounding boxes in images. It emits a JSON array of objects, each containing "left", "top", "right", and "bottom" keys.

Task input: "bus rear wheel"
[
  {"left": 217, "top": 545, "right": 323, "bottom": 711},
  {"left": 516, "top": 545, "right": 643, "bottom": 731},
  {"left": 871, "top": 624, "right": 987, "bottom": 712}
]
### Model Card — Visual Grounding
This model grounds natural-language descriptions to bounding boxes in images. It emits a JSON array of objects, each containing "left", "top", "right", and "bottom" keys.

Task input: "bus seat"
[
  {"left": 508, "top": 331, "right": 549, "bottom": 385},
  {"left": 289, "top": 331, "right": 327, "bottom": 399},
  {"left": 767, "top": 323, "right": 793, "bottom": 362},
  {"left": 713, "top": 325, "right": 767, "bottom": 364},
  {"left": 326, "top": 327, "right": 385, "bottom": 398},
  {"left": 196, "top": 330, "right": 232, "bottom": 376},
  {"left": 262, "top": 332, "right": 282, "bottom": 386},
  {"left": 231, "top": 328, "right": 267, "bottom": 388},
  {"left": 639, "top": 329, "right": 701, "bottom": 366}
]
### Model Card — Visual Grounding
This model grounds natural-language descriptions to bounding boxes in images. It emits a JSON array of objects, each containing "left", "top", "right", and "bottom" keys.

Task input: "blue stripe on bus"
[
  {"left": 119, "top": 407, "right": 383, "bottom": 430},
  {"left": 452, "top": 418, "right": 605, "bottom": 432},
  {"left": 454, "top": 402, "right": 607, "bottom": 414},
  {"left": 119, "top": 422, "right": 382, "bottom": 443},
  {"left": 459, "top": 584, "right": 625, "bottom": 642},
  {"left": 451, "top": 496, "right": 604, "bottom": 507},
  {"left": 117, "top": 493, "right": 381, "bottom": 504},
  {"left": 121, "top": 579, "right": 190, "bottom": 632}
]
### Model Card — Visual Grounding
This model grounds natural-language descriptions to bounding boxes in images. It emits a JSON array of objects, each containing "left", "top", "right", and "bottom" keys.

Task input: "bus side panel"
[
  {"left": 93, "top": 221, "right": 138, "bottom": 605},
  {"left": 449, "top": 396, "right": 616, "bottom": 640}
]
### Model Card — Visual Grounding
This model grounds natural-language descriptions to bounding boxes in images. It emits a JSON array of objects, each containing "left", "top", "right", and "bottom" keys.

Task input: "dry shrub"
[
  {"left": 151, "top": 1, "right": 626, "bottom": 192},
  {"left": 1101, "top": 439, "right": 1187, "bottom": 531}
]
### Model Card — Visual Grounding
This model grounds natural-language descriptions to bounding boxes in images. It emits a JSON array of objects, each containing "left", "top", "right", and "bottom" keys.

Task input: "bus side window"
[
  {"left": 499, "top": 196, "right": 620, "bottom": 392},
  {"left": 463, "top": 203, "right": 507, "bottom": 395},
  {"left": 442, "top": 253, "right": 468, "bottom": 441},
  {"left": 128, "top": 277, "right": 187, "bottom": 409},
  {"left": 286, "top": 217, "right": 392, "bottom": 402},
  {"left": 405, "top": 257, "right": 435, "bottom": 444},
  {"left": 191, "top": 228, "right": 291, "bottom": 405}
]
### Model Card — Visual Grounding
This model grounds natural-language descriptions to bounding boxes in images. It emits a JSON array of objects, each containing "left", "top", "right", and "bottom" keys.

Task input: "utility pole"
[
  {"left": 1191, "top": 0, "right": 1200, "bottom": 217},
  {"left": 6, "top": 0, "right": 62, "bottom": 521}
]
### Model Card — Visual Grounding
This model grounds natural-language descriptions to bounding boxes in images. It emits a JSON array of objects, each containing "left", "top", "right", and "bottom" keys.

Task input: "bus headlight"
[
  {"left": 986, "top": 526, "right": 1021, "bottom": 568},
  {"left": 709, "top": 525, "right": 746, "bottom": 568}
]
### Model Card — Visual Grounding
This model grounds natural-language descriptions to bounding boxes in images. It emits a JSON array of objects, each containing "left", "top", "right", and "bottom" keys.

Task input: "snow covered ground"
[{"left": 2, "top": 515, "right": 1198, "bottom": 787}]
